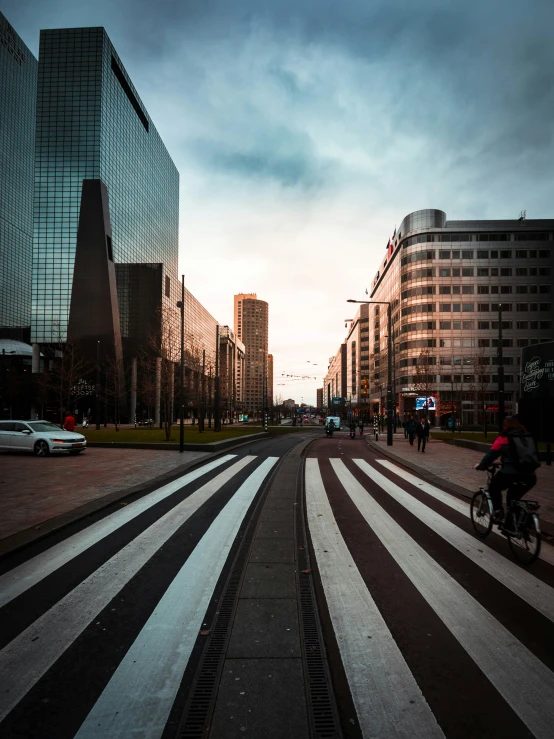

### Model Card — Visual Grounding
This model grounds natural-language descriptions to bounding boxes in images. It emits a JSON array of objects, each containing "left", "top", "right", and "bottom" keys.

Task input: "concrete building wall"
[{"left": 369, "top": 209, "right": 554, "bottom": 425}]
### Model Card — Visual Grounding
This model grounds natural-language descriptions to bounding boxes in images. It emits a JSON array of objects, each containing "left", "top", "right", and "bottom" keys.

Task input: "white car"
[{"left": 0, "top": 420, "right": 87, "bottom": 457}]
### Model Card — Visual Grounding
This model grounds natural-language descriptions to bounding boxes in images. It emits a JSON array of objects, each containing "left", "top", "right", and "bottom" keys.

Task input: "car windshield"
[{"left": 27, "top": 422, "right": 63, "bottom": 432}]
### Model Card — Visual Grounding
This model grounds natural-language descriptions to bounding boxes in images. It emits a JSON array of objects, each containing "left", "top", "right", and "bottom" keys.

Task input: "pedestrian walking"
[
  {"left": 406, "top": 415, "right": 417, "bottom": 445},
  {"left": 402, "top": 418, "right": 408, "bottom": 439},
  {"left": 63, "top": 413, "right": 76, "bottom": 432},
  {"left": 416, "top": 416, "right": 430, "bottom": 452},
  {"left": 359, "top": 420, "right": 364, "bottom": 437}
]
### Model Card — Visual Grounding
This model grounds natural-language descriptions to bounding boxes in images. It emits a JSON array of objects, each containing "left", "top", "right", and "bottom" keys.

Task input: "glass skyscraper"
[
  {"left": 0, "top": 12, "right": 37, "bottom": 341},
  {"left": 32, "top": 26, "right": 179, "bottom": 346}
]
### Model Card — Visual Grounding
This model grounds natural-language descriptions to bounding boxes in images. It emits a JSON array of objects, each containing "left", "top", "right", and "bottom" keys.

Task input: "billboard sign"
[
  {"left": 521, "top": 342, "right": 554, "bottom": 399},
  {"left": 415, "top": 396, "right": 436, "bottom": 411},
  {"left": 332, "top": 397, "right": 342, "bottom": 405}
]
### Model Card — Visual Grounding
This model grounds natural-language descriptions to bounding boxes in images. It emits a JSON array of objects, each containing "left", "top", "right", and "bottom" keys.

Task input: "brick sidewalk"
[
  {"left": 0, "top": 448, "right": 208, "bottom": 543},
  {"left": 368, "top": 433, "right": 554, "bottom": 528}
]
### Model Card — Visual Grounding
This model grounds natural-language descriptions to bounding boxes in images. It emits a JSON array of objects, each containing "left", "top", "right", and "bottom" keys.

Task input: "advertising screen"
[{"left": 415, "top": 396, "right": 436, "bottom": 411}]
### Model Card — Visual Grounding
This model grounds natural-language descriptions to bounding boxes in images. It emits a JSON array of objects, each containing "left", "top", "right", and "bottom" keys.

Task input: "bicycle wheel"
[
  {"left": 471, "top": 490, "right": 493, "bottom": 537},
  {"left": 508, "top": 511, "right": 541, "bottom": 565}
]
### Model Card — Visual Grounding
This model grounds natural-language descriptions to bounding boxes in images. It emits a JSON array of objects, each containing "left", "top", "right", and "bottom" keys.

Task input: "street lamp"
[
  {"left": 176, "top": 274, "right": 185, "bottom": 453},
  {"left": 348, "top": 299, "right": 393, "bottom": 446},
  {"left": 497, "top": 303, "right": 505, "bottom": 432},
  {"left": 214, "top": 325, "right": 221, "bottom": 432}
]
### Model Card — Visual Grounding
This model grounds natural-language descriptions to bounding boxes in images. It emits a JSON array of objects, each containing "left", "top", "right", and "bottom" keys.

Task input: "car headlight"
[{"left": 52, "top": 439, "right": 66, "bottom": 444}]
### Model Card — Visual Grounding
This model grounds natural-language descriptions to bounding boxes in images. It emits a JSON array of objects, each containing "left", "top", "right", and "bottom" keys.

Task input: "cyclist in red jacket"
[{"left": 474, "top": 417, "right": 537, "bottom": 523}]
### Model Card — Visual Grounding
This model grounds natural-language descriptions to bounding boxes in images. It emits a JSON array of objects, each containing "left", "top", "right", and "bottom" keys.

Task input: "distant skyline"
[{"left": 5, "top": 0, "right": 554, "bottom": 404}]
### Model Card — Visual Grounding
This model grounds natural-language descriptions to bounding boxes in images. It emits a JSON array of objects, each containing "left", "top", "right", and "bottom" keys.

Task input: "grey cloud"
[{"left": 189, "top": 134, "right": 336, "bottom": 189}]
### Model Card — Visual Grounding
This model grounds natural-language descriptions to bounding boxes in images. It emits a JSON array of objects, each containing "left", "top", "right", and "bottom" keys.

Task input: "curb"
[
  {"left": 366, "top": 439, "right": 554, "bottom": 538},
  {"left": 440, "top": 436, "right": 552, "bottom": 462},
  {"left": 0, "top": 433, "right": 281, "bottom": 560},
  {"left": 87, "top": 432, "right": 268, "bottom": 452}
]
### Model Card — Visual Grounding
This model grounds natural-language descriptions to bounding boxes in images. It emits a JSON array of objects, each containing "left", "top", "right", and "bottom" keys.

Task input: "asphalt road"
[{"left": 1, "top": 428, "right": 553, "bottom": 739}]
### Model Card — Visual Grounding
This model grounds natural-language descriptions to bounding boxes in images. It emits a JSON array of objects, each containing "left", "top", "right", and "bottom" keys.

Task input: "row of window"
[
  {"left": 401, "top": 232, "right": 550, "bottom": 248},
  {"left": 396, "top": 374, "right": 517, "bottom": 385},
  {"left": 402, "top": 302, "right": 551, "bottom": 315},
  {"left": 397, "top": 318, "right": 552, "bottom": 335},
  {"left": 401, "top": 249, "right": 550, "bottom": 267},
  {"left": 400, "top": 266, "right": 551, "bottom": 282}
]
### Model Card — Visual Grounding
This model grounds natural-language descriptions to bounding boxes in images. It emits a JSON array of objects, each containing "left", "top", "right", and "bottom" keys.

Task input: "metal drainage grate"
[
  {"left": 177, "top": 464, "right": 278, "bottom": 739},
  {"left": 297, "top": 457, "right": 343, "bottom": 739}
]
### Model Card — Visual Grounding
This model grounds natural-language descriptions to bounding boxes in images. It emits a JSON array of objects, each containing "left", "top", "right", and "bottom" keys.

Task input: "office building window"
[{"left": 477, "top": 268, "right": 489, "bottom": 276}]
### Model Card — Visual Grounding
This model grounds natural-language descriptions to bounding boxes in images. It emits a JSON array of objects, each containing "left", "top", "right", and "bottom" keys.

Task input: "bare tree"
[
  {"left": 40, "top": 326, "right": 93, "bottom": 425},
  {"left": 413, "top": 349, "right": 437, "bottom": 419},
  {"left": 471, "top": 350, "right": 490, "bottom": 437},
  {"left": 103, "top": 345, "right": 127, "bottom": 431}
]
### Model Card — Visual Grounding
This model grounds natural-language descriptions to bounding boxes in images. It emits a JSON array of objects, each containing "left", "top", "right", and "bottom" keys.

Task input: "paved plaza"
[
  {"left": 0, "top": 447, "right": 208, "bottom": 544},
  {"left": 368, "top": 432, "right": 554, "bottom": 530}
]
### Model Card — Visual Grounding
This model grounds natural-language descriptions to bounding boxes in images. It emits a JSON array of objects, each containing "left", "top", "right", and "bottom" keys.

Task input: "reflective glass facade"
[
  {"left": 32, "top": 27, "right": 179, "bottom": 344},
  {"left": 0, "top": 13, "right": 37, "bottom": 340}
]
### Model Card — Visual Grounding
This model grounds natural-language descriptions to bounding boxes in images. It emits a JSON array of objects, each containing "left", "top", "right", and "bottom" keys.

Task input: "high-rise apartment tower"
[{"left": 234, "top": 293, "right": 269, "bottom": 413}]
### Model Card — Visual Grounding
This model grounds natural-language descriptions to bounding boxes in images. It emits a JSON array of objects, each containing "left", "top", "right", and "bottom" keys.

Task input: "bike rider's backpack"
[{"left": 508, "top": 430, "right": 541, "bottom": 474}]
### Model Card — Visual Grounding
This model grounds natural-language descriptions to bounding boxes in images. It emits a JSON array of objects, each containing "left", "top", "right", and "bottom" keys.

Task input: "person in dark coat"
[
  {"left": 416, "top": 417, "right": 430, "bottom": 452},
  {"left": 474, "top": 416, "right": 537, "bottom": 523},
  {"left": 406, "top": 415, "right": 417, "bottom": 445}
]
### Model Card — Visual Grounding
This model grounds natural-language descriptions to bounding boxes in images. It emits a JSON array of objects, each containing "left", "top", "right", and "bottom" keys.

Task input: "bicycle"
[{"left": 470, "top": 465, "right": 541, "bottom": 565}]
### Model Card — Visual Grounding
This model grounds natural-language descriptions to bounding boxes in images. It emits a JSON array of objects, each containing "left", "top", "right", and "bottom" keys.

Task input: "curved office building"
[{"left": 369, "top": 209, "right": 554, "bottom": 426}]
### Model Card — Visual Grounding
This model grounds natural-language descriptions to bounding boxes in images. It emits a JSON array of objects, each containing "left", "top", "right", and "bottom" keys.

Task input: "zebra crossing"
[
  {"left": 2, "top": 446, "right": 553, "bottom": 738},
  {"left": 306, "top": 456, "right": 554, "bottom": 739},
  {"left": 0, "top": 453, "right": 278, "bottom": 737}
]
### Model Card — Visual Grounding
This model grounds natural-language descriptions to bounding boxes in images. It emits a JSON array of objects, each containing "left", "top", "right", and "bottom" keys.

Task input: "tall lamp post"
[
  {"left": 348, "top": 299, "right": 393, "bottom": 446},
  {"left": 497, "top": 303, "right": 505, "bottom": 433},
  {"left": 95, "top": 340, "right": 101, "bottom": 430},
  {"left": 176, "top": 275, "right": 185, "bottom": 453},
  {"left": 214, "top": 325, "right": 221, "bottom": 432}
]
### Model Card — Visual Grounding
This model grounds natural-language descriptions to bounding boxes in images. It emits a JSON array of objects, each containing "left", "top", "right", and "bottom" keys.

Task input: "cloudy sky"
[{"left": 6, "top": 0, "right": 554, "bottom": 404}]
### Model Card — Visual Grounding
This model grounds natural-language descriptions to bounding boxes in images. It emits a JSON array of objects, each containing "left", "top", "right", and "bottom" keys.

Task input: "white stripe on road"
[
  {"left": 331, "top": 458, "right": 554, "bottom": 739},
  {"left": 0, "top": 456, "right": 255, "bottom": 723},
  {"left": 375, "top": 459, "right": 554, "bottom": 567},
  {"left": 75, "top": 456, "right": 279, "bottom": 739},
  {"left": 0, "top": 455, "right": 236, "bottom": 608},
  {"left": 305, "top": 459, "right": 444, "bottom": 739},
  {"left": 355, "top": 459, "right": 554, "bottom": 623}
]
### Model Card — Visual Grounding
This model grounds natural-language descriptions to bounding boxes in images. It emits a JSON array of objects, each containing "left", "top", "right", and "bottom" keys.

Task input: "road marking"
[
  {"left": 331, "top": 458, "right": 554, "bottom": 739},
  {"left": 305, "top": 459, "right": 444, "bottom": 739},
  {"left": 375, "top": 459, "right": 554, "bottom": 567},
  {"left": 74, "top": 456, "right": 278, "bottom": 739},
  {"left": 0, "top": 455, "right": 237, "bottom": 608},
  {"left": 354, "top": 459, "right": 554, "bottom": 623},
  {"left": 0, "top": 456, "right": 256, "bottom": 723}
]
